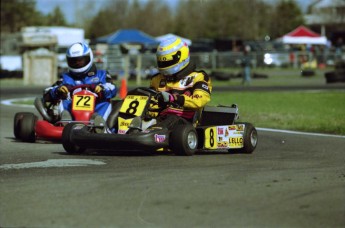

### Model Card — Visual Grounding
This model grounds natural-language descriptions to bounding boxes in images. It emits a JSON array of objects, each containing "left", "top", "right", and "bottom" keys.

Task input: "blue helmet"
[{"left": 66, "top": 42, "right": 93, "bottom": 74}]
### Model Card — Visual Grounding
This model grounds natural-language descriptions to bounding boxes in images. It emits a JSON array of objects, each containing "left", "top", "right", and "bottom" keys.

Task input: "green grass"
[
  {"left": 209, "top": 91, "right": 345, "bottom": 135},
  {"left": 206, "top": 67, "right": 330, "bottom": 87}
]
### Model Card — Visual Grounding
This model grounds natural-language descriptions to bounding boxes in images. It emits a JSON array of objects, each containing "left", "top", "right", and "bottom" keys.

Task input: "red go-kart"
[{"left": 13, "top": 84, "right": 105, "bottom": 143}]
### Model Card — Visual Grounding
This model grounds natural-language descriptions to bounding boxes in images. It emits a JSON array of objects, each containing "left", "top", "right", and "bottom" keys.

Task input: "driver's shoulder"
[{"left": 191, "top": 70, "right": 209, "bottom": 82}]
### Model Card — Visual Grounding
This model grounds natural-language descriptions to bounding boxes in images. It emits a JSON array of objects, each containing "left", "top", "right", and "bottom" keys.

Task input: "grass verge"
[{"left": 210, "top": 90, "right": 345, "bottom": 135}]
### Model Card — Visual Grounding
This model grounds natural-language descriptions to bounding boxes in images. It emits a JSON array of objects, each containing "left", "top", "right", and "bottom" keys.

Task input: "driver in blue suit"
[{"left": 45, "top": 42, "right": 117, "bottom": 121}]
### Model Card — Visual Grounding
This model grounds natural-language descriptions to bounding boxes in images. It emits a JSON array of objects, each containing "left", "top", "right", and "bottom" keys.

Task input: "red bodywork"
[{"left": 35, "top": 87, "right": 97, "bottom": 141}]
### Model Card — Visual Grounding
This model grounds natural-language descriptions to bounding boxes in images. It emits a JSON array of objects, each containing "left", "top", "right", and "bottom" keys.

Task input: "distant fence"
[
  {"left": 1, "top": 50, "right": 343, "bottom": 80},
  {"left": 99, "top": 50, "right": 342, "bottom": 78}
]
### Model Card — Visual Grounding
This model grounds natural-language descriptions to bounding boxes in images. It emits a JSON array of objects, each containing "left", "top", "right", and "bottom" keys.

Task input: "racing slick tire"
[
  {"left": 170, "top": 124, "right": 198, "bottom": 156},
  {"left": 229, "top": 122, "right": 258, "bottom": 154},
  {"left": 19, "top": 113, "right": 38, "bottom": 142},
  {"left": 62, "top": 123, "right": 86, "bottom": 154},
  {"left": 14, "top": 112, "right": 33, "bottom": 139}
]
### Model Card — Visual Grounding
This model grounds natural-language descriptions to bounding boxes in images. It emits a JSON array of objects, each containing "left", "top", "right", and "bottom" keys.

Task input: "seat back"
[{"left": 198, "top": 105, "right": 238, "bottom": 126}]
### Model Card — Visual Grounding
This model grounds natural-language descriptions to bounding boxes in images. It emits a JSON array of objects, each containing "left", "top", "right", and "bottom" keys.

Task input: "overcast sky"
[
  {"left": 35, "top": 0, "right": 314, "bottom": 24},
  {"left": 35, "top": 0, "right": 178, "bottom": 23}
]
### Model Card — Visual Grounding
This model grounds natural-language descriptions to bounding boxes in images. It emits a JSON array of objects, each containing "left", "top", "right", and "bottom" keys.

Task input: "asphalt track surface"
[{"left": 1, "top": 86, "right": 344, "bottom": 228}]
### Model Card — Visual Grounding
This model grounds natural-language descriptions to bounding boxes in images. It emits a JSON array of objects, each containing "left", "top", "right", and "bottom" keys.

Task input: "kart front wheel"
[
  {"left": 19, "top": 113, "right": 38, "bottom": 142},
  {"left": 62, "top": 123, "right": 86, "bottom": 154},
  {"left": 170, "top": 124, "right": 198, "bottom": 156}
]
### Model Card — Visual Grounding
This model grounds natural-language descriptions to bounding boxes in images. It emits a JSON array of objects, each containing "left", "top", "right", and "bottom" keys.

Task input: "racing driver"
[
  {"left": 149, "top": 36, "right": 212, "bottom": 128},
  {"left": 44, "top": 42, "right": 117, "bottom": 122}
]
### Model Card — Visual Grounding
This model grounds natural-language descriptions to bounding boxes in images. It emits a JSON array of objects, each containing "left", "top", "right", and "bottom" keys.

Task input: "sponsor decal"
[
  {"left": 229, "top": 137, "right": 243, "bottom": 144},
  {"left": 237, "top": 124, "right": 244, "bottom": 131},
  {"left": 118, "top": 129, "right": 127, "bottom": 134},
  {"left": 202, "top": 84, "right": 209, "bottom": 90},
  {"left": 154, "top": 134, "right": 166, "bottom": 143},
  {"left": 192, "top": 94, "right": 202, "bottom": 99},
  {"left": 218, "top": 127, "right": 224, "bottom": 135},
  {"left": 217, "top": 141, "right": 228, "bottom": 148},
  {"left": 91, "top": 77, "right": 100, "bottom": 83},
  {"left": 120, "top": 121, "right": 130, "bottom": 127},
  {"left": 180, "top": 76, "right": 194, "bottom": 87},
  {"left": 228, "top": 125, "right": 236, "bottom": 130},
  {"left": 229, "top": 137, "right": 243, "bottom": 148}
]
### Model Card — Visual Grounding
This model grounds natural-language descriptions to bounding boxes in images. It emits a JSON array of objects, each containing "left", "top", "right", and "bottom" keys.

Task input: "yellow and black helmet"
[{"left": 156, "top": 37, "right": 190, "bottom": 76}]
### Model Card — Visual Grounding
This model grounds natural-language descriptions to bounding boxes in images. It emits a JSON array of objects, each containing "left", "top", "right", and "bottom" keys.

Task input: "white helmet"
[{"left": 66, "top": 42, "right": 93, "bottom": 74}]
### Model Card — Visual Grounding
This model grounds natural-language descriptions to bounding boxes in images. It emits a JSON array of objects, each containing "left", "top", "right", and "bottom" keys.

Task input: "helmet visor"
[
  {"left": 67, "top": 55, "right": 91, "bottom": 69},
  {"left": 157, "top": 51, "right": 181, "bottom": 69}
]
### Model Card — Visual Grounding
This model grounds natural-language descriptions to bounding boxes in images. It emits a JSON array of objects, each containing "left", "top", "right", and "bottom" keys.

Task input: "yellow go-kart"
[{"left": 62, "top": 87, "right": 258, "bottom": 156}]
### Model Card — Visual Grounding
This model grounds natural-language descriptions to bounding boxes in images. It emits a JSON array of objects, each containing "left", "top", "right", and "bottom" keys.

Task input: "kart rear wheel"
[
  {"left": 62, "top": 123, "right": 86, "bottom": 154},
  {"left": 19, "top": 113, "right": 38, "bottom": 143},
  {"left": 14, "top": 112, "right": 32, "bottom": 139},
  {"left": 170, "top": 124, "right": 198, "bottom": 156},
  {"left": 229, "top": 122, "right": 258, "bottom": 154}
]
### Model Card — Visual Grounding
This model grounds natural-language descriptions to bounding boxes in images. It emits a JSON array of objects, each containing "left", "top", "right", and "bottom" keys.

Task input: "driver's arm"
[
  {"left": 50, "top": 74, "right": 75, "bottom": 100},
  {"left": 182, "top": 81, "right": 211, "bottom": 110},
  {"left": 99, "top": 71, "right": 117, "bottom": 99}
]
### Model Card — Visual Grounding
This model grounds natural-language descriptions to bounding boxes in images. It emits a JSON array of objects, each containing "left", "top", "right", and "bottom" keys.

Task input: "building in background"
[{"left": 305, "top": 0, "right": 345, "bottom": 45}]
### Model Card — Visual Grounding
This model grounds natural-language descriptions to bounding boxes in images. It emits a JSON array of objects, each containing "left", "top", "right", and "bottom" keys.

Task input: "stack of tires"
[
  {"left": 210, "top": 71, "right": 234, "bottom": 81},
  {"left": 325, "top": 60, "right": 345, "bottom": 83}
]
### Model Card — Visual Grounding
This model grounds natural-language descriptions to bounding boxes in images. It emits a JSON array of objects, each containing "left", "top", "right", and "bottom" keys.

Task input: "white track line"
[
  {"left": 0, "top": 159, "right": 105, "bottom": 170},
  {"left": 1, "top": 97, "right": 36, "bottom": 108},
  {"left": 257, "top": 127, "right": 345, "bottom": 138}
]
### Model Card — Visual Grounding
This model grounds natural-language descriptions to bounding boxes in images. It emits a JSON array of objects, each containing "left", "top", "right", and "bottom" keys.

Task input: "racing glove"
[
  {"left": 94, "top": 84, "right": 104, "bottom": 93},
  {"left": 56, "top": 85, "right": 69, "bottom": 99},
  {"left": 156, "top": 91, "right": 176, "bottom": 107}
]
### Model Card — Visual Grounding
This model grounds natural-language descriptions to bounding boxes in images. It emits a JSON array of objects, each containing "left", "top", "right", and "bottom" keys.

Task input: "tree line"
[{"left": 1, "top": 0, "right": 304, "bottom": 42}]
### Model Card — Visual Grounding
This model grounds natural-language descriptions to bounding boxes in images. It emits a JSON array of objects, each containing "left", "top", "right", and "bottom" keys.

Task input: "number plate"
[
  {"left": 72, "top": 95, "right": 95, "bottom": 111},
  {"left": 204, "top": 125, "right": 244, "bottom": 149},
  {"left": 120, "top": 95, "right": 148, "bottom": 116}
]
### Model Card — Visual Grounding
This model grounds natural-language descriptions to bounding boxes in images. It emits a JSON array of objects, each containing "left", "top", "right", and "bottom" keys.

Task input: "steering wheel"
[{"left": 132, "top": 87, "right": 165, "bottom": 113}]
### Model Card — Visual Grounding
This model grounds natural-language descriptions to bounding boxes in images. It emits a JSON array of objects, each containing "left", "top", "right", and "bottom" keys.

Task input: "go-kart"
[
  {"left": 13, "top": 84, "right": 109, "bottom": 143},
  {"left": 62, "top": 87, "right": 258, "bottom": 156}
]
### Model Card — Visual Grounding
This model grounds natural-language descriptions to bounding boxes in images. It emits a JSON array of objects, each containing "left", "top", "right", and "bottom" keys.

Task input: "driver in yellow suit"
[{"left": 149, "top": 37, "right": 212, "bottom": 126}]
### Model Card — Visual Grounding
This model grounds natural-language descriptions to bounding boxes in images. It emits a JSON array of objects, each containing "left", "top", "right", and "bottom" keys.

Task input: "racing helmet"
[
  {"left": 156, "top": 37, "right": 190, "bottom": 76},
  {"left": 66, "top": 42, "right": 93, "bottom": 74}
]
